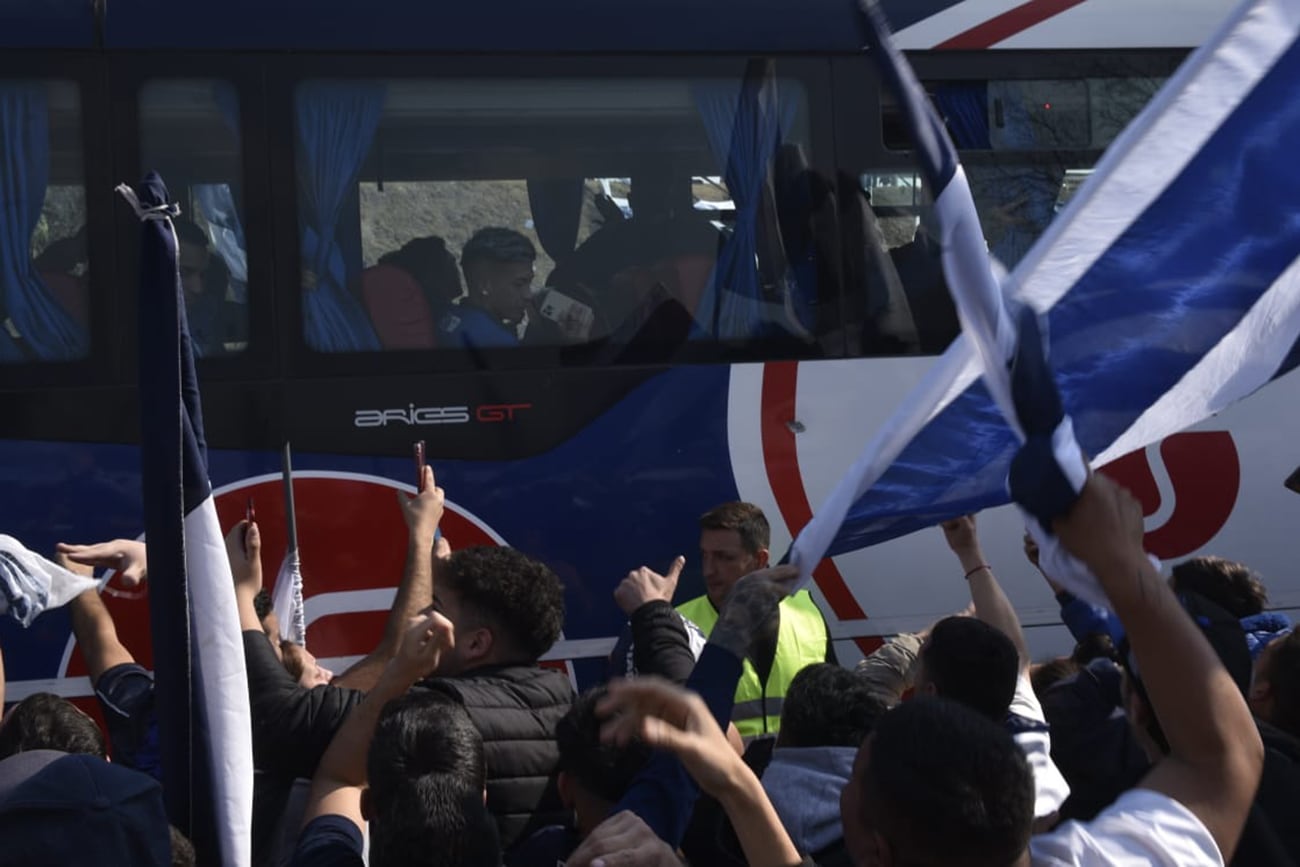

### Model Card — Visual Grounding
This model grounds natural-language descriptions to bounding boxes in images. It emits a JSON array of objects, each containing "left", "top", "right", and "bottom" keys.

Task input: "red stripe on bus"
[
  {"left": 935, "top": 0, "right": 1087, "bottom": 49},
  {"left": 759, "top": 362, "right": 866, "bottom": 621}
]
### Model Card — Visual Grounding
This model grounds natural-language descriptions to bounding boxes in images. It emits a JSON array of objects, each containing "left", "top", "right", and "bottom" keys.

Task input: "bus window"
[
  {"left": 0, "top": 80, "right": 89, "bottom": 363},
  {"left": 882, "top": 75, "right": 1167, "bottom": 269},
  {"left": 295, "top": 68, "right": 832, "bottom": 363},
  {"left": 140, "top": 80, "right": 249, "bottom": 358}
]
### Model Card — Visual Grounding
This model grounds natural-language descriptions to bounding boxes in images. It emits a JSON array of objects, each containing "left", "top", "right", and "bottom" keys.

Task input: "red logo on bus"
[{"left": 1098, "top": 432, "right": 1240, "bottom": 560}]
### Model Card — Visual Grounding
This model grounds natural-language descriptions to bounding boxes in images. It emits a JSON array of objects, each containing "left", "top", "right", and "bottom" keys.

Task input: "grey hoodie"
[{"left": 761, "top": 746, "right": 856, "bottom": 855}]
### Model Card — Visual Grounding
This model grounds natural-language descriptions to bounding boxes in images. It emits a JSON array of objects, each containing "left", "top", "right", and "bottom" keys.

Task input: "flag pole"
[{"left": 281, "top": 442, "right": 298, "bottom": 555}]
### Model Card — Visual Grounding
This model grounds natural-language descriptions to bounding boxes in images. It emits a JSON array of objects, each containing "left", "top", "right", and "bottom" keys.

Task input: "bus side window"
[
  {"left": 296, "top": 70, "right": 832, "bottom": 364},
  {"left": 0, "top": 80, "right": 89, "bottom": 364},
  {"left": 139, "top": 80, "right": 249, "bottom": 358}
]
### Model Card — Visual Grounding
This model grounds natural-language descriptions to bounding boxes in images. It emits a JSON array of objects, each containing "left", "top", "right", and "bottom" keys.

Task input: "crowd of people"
[{"left": 0, "top": 464, "right": 1296, "bottom": 867}]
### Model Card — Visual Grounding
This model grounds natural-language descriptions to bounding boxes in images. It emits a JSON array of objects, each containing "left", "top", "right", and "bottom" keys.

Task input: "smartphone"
[
  {"left": 246, "top": 496, "right": 256, "bottom": 525},
  {"left": 1286, "top": 465, "right": 1300, "bottom": 495},
  {"left": 414, "top": 440, "right": 427, "bottom": 492}
]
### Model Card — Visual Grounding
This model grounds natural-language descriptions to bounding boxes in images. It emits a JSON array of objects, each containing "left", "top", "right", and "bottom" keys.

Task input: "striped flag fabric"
[
  {"left": 121, "top": 173, "right": 253, "bottom": 866},
  {"left": 790, "top": 0, "right": 1300, "bottom": 582}
]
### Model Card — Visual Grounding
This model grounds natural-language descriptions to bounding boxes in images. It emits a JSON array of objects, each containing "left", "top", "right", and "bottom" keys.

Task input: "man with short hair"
[
  {"left": 760, "top": 664, "right": 888, "bottom": 866},
  {"left": 674, "top": 501, "right": 831, "bottom": 740},
  {"left": 439, "top": 227, "right": 536, "bottom": 348},
  {"left": 238, "top": 473, "right": 573, "bottom": 852},
  {"left": 839, "top": 475, "right": 1265, "bottom": 866},
  {"left": 1252, "top": 627, "right": 1300, "bottom": 739},
  {"left": 926, "top": 515, "right": 1071, "bottom": 822}
]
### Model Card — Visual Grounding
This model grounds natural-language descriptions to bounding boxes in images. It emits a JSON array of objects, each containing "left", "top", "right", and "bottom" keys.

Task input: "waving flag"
[
  {"left": 790, "top": 0, "right": 1300, "bottom": 580},
  {"left": 120, "top": 173, "right": 253, "bottom": 866}
]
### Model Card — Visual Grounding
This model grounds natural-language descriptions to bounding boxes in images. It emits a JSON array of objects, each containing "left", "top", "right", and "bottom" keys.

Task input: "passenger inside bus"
[
  {"left": 174, "top": 219, "right": 247, "bottom": 357},
  {"left": 438, "top": 227, "right": 537, "bottom": 350},
  {"left": 356, "top": 235, "right": 463, "bottom": 350}
]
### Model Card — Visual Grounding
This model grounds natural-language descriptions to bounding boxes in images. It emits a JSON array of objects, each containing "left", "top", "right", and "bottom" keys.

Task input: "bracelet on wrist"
[{"left": 964, "top": 564, "right": 991, "bottom": 580}]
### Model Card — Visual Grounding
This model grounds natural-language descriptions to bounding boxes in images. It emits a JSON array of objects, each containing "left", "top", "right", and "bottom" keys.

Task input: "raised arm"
[
  {"left": 580, "top": 677, "right": 802, "bottom": 867},
  {"left": 1055, "top": 474, "right": 1263, "bottom": 860},
  {"left": 332, "top": 466, "right": 445, "bottom": 691},
  {"left": 614, "top": 557, "right": 698, "bottom": 683},
  {"left": 302, "top": 611, "right": 455, "bottom": 828},
  {"left": 942, "top": 515, "right": 1030, "bottom": 668}
]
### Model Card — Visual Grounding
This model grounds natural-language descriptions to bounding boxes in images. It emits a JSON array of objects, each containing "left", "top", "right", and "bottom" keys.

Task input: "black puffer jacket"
[
  {"left": 425, "top": 665, "right": 574, "bottom": 850},
  {"left": 244, "top": 632, "right": 572, "bottom": 853}
]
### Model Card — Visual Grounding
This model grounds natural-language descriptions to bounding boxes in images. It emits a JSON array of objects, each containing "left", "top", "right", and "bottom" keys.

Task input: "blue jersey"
[{"left": 438, "top": 305, "right": 519, "bottom": 349}]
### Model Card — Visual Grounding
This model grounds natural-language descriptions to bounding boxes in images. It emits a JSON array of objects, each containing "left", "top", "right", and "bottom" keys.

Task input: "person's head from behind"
[
  {"left": 0, "top": 750, "right": 172, "bottom": 867},
  {"left": 914, "top": 617, "right": 1019, "bottom": 722},
  {"left": 460, "top": 228, "right": 535, "bottom": 325},
  {"left": 0, "top": 693, "right": 107, "bottom": 760},
  {"left": 840, "top": 697, "right": 1034, "bottom": 867},
  {"left": 1029, "top": 657, "right": 1080, "bottom": 703},
  {"left": 778, "top": 664, "right": 889, "bottom": 749},
  {"left": 698, "top": 502, "right": 770, "bottom": 608},
  {"left": 365, "top": 691, "right": 499, "bottom": 867},
  {"left": 1120, "top": 589, "right": 1251, "bottom": 759},
  {"left": 172, "top": 219, "right": 211, "bottom": 300},
  {"left": 1169, "top": 556, "right": 1268, "bottom": 619},
  {"left": 1249, "top": 627, "right": 1299, "bottom": 738},
  {"left": 380, "top": 236, "right": 464, "bottom": 309},
  {"left": 556, "top": 686, "right": 652, "bottom": 836},
  {"left": 280, "top": 641, "right": 334, "bottom": 689},
  {"left": 430, "top": 546, "right": 564, "bottom": 675}
]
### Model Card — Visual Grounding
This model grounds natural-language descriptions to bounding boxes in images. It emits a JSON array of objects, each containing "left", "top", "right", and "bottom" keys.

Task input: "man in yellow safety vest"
[{"left": 675, "top": 502, "right": 832, "bottom": 740}]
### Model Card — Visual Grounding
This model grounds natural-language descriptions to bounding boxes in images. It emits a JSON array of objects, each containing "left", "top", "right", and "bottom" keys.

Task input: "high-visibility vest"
[{"left": 676, "top": 589, "right": 828, "bottom": 739}]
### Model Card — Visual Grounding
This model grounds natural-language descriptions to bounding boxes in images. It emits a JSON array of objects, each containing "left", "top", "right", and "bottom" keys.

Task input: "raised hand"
[
  {"left": 56, "top": 539, "right": 148, "bottom": 586},
  {"left": 224, "top": 519, "right": 263, "bottom": 594},
  {"left": 397, "top": 465, "right": 445, "bottom": 543},
  {"left": 710, "top": 564, "right": 799, "bottom": 661},
  {"left": 598, "top": 676, "right": 740, "bottom": 799},
  {"left": 614, "top": 556, "right": 685, "bottom": 615},
  {"left": 391, "top": 611, "right": 455, "bottom": 682},
  {"left": 566, "top": 810, "right": 681, "bottom": 867}
]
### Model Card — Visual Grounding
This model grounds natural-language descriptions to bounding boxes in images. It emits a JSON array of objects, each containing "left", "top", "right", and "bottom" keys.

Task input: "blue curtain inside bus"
[
  {"left": 295, "top": 81, "right": 384, "bottom": 352},
  {"left": 0, "top": 82, "right": 87, "bottom": 362},
  {"left": 526, "top": 178, "right": 585, "bottom": 262},
  {"left": 933, "top": 82, "right": 991, "bottom": 149},
  {"left": 693, "top": 73, "right": 795, "bottom": 341},
  {"left": 199, "top": 82, "right": 249, "bottom": 305}
]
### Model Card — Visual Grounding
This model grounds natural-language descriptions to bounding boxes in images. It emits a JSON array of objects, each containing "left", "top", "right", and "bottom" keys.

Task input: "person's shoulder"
[
  {"left": 289, "top": 814, "right": 365, "bottom": 867},
  {"left": 1030, "top": 788, "right": 1223, "bottom": 867}
]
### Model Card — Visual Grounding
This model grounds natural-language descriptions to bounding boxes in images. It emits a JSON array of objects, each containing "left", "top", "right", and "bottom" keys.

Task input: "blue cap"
[{"left": 0, "top": 750, "right": 171, "bottom": 866}]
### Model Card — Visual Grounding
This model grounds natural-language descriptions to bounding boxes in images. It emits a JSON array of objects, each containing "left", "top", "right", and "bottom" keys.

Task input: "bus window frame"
[
  {"left": 830, "top": 49, "right": 1189, "bottom": 361},
  {"left": 110, "top": 54, "right": 279, "bottom": 385},
  {"left": 262, "top": 52, "right": 839, "bottom": 380},
  {"left": 0, "top": 52, "right": 115, "bottom": 391}
]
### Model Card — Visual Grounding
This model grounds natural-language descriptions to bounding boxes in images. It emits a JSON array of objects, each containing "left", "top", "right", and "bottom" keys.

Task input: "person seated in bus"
[
  {"left": 33, "top": 224, "right": 90, "bottom": 331},
  {"left": 359, "top": 235, "right": 464, "bottom": 350},
  {"left": 174, "top": 219, "right": 246, "bottom": 357},
  {"left": 437, "top": 227, "right": 536, "bottom": 350}
]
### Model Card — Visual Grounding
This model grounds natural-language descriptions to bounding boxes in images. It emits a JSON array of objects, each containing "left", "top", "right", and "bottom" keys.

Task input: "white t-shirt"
[
  {"left": 1009, "top": 672, "right": 1072, "bottom": 818},
  {"left": 1031, "top": 788, "right": 1222, "bottom": 866}
]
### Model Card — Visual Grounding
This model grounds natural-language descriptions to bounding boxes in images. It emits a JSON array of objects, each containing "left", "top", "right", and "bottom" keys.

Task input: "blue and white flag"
[
  {"left": 790, "top": 0, "right": 1300, "bottom": 586},
  {"left": 120, "top": 174, "right": 253, "bottom": 867}
]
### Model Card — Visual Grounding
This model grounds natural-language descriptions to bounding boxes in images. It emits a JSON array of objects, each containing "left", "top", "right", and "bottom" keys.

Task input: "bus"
[{"left": 2, "top": 0, "right": 1296, "bottom": 707}]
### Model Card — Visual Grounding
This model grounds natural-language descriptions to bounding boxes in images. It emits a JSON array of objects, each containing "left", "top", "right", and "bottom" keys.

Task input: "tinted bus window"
[
  {"left": 1, "top": 80, "right": 88, "bottom": 363},
  {"left": 295, "top": 70, "right": 833, "bottom": 362},
  {"left": 878, "top": 74, "right": 1167, "bottom": 270},
  {"left": 140, "top": 79, "right": 249, "bottom": 357}
]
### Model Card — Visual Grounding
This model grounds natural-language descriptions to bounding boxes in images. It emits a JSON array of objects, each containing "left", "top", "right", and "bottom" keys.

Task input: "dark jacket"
[{"left": 243, "top": 631, "right": 573, "bottom": 852}]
